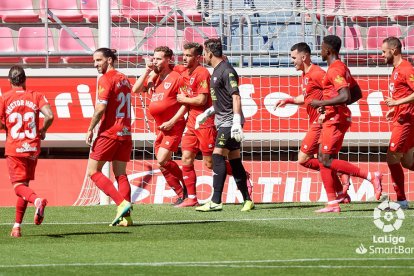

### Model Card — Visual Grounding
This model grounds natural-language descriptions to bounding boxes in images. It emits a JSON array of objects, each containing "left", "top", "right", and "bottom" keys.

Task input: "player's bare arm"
[
  {"left": 310, "top": 87, "right": 350, "bottom": 108},
  {"left": 132, "top": 60, "right": 155, "bottom": 93},
  {"left": 385, "top": 93, "right": 414, "bottom": 106},
  {"left": 86, "top": 103, "right": 106, "bottom": 145},
  {"left": 39, "top": 104, "right": 54, "bottom": 140},
  {"left": 274, "top": 94, "right": 305, "bottom": 110},
  {"left": 158, "top": 105, "right": 188, "bottom": 131},
  {"left": 177, "top": 93, "right": 207, "bottom": 106}
]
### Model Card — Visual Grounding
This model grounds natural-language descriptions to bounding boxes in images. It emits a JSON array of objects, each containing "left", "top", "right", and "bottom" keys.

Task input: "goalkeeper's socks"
[
  {"left": 14, "top": 185, "right": 37, "bottom": 203},
  {"left": 91, "top": 172, "right": 124, "bottom": 205},
  {"left": 229, "top": 158, "right": 250, "bottom": 201},
  {"left": 211, "top": 154, "right": 227, "bottom": 204}
]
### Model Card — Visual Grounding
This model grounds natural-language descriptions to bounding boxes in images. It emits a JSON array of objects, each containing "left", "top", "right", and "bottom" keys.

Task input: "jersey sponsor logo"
[
  {"left": 190, "top": 77, "right": 195, "bottom": 85},
  {"left": 210, "top": 88, "right": 216, "bottom": 101},
  {"left": 98, "top": 85, "right": 105, "bottom": 96},
  {"left": 230, "top": 80, "right": 238, "bottom": 88},
  {"left": 164, "top": 82, "right": 172, "bottom": 89},
  {"left": 16, "top": 142, "right": 37, "bottom": 153},
  {"left": 334, "top": 75, "right": 345, "bottom": 84},
  {"left": 389, "top": 83, "right": 395, "bottom": 94},
  {"left": 199, "top": 79, "right": 208, "bottom": 89}
]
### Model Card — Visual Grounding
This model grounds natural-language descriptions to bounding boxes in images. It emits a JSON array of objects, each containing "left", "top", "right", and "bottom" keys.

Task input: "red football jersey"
[
  {"left": 0, "top": 88, "right": 49, "bottom": 157},
  {"left": 322, "top": 60, "right": 355, "bottom": 123},
  {"left": 302, "top": 64, "right": 325, "bottom": 124},
  {"left": 148, "top": 70, "right": 185, "bottom": 127},
  {"left": 174, "top": 65, "right": 214, "bottom": 129},
  {"left": 96, "top": 70, "right": 132, "bottom": 141},
  {"left": 389, "top": 59, "right": 414, "bottom": 125}
]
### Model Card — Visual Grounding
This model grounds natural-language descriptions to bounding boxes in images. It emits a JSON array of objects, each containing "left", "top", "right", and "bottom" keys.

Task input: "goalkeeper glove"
[
  {"left": 195, "top": 106, "right": 215, "bottom": 129},
  {"left": 231, "top": 113, "right": 243, "bottom": 142}
]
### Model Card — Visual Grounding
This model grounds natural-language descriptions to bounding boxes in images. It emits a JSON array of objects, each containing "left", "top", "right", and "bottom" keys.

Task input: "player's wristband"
[{"left": 233, "top": 113, "right": 241, "bottom": 125}]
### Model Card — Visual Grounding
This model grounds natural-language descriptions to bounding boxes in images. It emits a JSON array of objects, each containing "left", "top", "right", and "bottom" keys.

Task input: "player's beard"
[{"left": 386, "top": 55, "right": 394, "bottom": 65}]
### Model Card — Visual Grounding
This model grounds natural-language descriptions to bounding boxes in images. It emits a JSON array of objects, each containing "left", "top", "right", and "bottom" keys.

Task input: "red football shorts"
[
  {"left": 320, "top": 121, "right": 351, "bottom": 154},
  {"left": 90, "top": 136, "right": 132, "bottom": 162},
  {"left": 389, "top": 123, "right": 414, "bottom": 153},
  {"left": 181, "top": 126, "right": 216, "bottom": 156},
  {"left": 154, "top": 120, "right": 186, "bottom": 154},
  {"left": 6, "top": 156, "right": 38, "bottom": 184},
  {"left": 300, "top": 123, "right": 322, "bottom": 155}
]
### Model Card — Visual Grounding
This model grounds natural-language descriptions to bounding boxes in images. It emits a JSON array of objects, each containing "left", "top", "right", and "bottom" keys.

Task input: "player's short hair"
[
  {"left": 183, "top": 42, "right": 203, "bottom": 56},
  {"left": 154, "top": 46, "right": 174, "bottom": 59},
  {"left": 290, "top": 42, "right": 311, "bottom": 55},
  {"left": 323, "top": 35, "right": 342, "bottom": 53},
  {"left": 204, "top": 38, "right": 223, "bottom": 57},
  {"left": 8, "top": 65, "right": 26, "bottom": 86},
  {"left": 383, "top": 36, "right": 402, "bottom": 53},
  {"left": 94, "top": 48, "right": 118, "bottom": 61}
]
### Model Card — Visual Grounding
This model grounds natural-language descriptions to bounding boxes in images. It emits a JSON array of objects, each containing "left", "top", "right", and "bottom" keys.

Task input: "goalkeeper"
[{"left": 195, "top": 38, "right": 253, "bottom": 212}]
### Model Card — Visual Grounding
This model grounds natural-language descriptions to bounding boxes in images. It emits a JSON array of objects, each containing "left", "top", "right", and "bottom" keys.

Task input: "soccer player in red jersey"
[
  {"left": 133, "top": 46, "right": 188, "bottom": 205},
  {"left": 310, "top": 35, "right": 382, "bottom": 213},
  {"left": 383, "top": 36, "right": 414, "bottom": 210},
  {"left": 0, "top": 66, "right": 54, "bottom": 238},
  {"left": 87, "top": 48, "right": 132, "bottom": 226},
  {"left": 274, "top": 42, "right": 351, "bottom": 202},
  {"left": 173, "top": 42, "right": 216, "bottom": 207}
]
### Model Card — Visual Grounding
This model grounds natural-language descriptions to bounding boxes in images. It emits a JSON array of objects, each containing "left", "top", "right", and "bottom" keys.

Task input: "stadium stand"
[
  {"left": 386, "top": 0, "right": 414, "bottom": 22},
  {"left": 183, "top": 26, "right": 219, "bottom": 45},
  {"left": 366, "top": 25, "right": 402, "bottom": 62},
  {"left": 40, "top": 0, "right": 84, "bottom": 23},
  {"left": 81, "top": 0, "right": 125, "bottom": 23},
  {"left": 0, "top": 27, "right": 21, "bottom": 63},
  {"left": 162, "top": 0, "right": 203, "bottom": 22},
  {"left": 343, "top": 0, "right": 388, "bottom": 22},
  {"left": 0, "top": 0, "right": 40, "bottom": 23},
  {"left": 120, "top": 0, "right": 166, "bottom": 22},
  {"left": 17, "top": 27, "right": 60, "bottom": 63},
  {"left": 59, "top": 27, "right": 96, "bottom": 63},
  {"left": 140, "top": 26, "right": 182, "bottom": 54},
  {"left": 111, "top": 26, "right": 141, "bottom": 63}
]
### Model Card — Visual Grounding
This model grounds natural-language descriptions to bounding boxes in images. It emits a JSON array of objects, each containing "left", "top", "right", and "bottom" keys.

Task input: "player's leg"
[
  {"left": 298, "top": 124, "right": 321, "bottom": 171},
  {"left": 177, "top": 128, "right": 199, "bottom": 207},
  {"left": 155, "top": 127, "right": 186, "bottom": 204},
  {"left": 387, "top": 150, "right": 406, "bottom": 204},
  {"left": 322, "top": 122, "right": 382, "bottom": 200}
]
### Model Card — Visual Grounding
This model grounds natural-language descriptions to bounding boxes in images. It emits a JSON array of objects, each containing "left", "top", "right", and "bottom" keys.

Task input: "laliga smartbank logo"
[{"left": 355, "top": 201, "right": 413, "bottom": 255}]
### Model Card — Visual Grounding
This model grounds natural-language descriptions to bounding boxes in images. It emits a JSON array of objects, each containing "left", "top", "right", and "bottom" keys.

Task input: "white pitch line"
[{"left": 0, "top": 258, "right": 414, "bottom": 269}]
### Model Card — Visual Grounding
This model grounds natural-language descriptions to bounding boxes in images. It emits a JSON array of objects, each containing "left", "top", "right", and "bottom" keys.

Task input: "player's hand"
[
  {"left": 385, "top": 97, "right": 398, "bottom": 107},
  {"left": 176, "top": 92, "right": 187, "bottom": 103},
  {"left": 317, "top": 113, "right": 325, "bottom": 124},
  {"left": 231, "top": 114, "right": 244, "bottom": 142},
  {"left": 86, "top": 130, "right": 93, "bottom": 146},
  {"left": 195, "top": 113, "right": 208, "bottom": 129},
  {"left": 273, "top": 99, "right": 287, "bottom": 110},
  {"left": 39, "top": 128, "right": 46, "bottom": 140},
  {"left": 144, "top": 57, "right": 154, "bottom": 72},
  {"left": 385, "top": 108, "right": 395, "bottom": 121},
  {"left": 159, "top": 121, "right": 174, "bottom": 131}
]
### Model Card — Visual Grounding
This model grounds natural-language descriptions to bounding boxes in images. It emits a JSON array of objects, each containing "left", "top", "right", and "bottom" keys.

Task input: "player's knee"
[
  {"left": 320, "top": 156, "right": 331, "bottom": 168},
  {"left": 181, "top": 155, "right": 194, "bottom": 166}
]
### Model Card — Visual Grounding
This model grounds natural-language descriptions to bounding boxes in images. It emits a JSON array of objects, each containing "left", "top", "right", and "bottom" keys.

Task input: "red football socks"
[
  {"left": 116, "top": 175, "right": 131, "bottom": 202},
  {"left": 91, "top": 172, "right": 124, "bottom": 205},
  {"left": 300, "top": 158, "right": 320, "bottom": 171},
  {"left": 182, "top": 164, "right": 197, "bottom": 197},
  {"left": 161, "top": 160, "right": 184, "bottom": 197},
  {"left": 330, "top": 159, "right": 368, "bottom": 179},
  {"left": 319, "top": 163, "right": 337, "bottom": 201},
  {"left": 14, "top": 185, "right": 37, "bottom": 203},
  {"left": 388, "top": 163, "right": 406, "bottom": 201},
  {"left": 15, "top": 197, "right": 28, "bottom": 224}
]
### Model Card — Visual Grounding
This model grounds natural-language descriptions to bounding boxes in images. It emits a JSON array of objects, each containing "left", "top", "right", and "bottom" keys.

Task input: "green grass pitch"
[{"left": 0, "top": 202, "right": 413, "bottom": 275}]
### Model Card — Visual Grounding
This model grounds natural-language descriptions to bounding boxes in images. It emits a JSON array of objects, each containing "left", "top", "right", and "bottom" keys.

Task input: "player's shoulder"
[{"left": 173, "top": 64, "right": 187, "bottom": 74}]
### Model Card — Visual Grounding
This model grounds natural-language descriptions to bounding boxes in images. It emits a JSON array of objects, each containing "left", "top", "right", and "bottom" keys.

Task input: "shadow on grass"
[
  {"left": 32, "top": 231, "right": 131, "bottom": 238},
  {"left": 136, "top": 220, "right": 225, "bottom": 227}
]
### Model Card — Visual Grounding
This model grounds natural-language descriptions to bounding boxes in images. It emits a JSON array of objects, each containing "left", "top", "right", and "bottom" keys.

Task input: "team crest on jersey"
[
  {"left": 164, "top": 82, "right": 171, "bottom": 89},
  {"left": 304, "top": 77, "right": 309, "bottom": 85},
  {"left": 213, "top": 77, "right": 217, "bottom": 83},
  {"left": 334, "top": 75, "right": 345, "bottom": 84},
  {"left": 394, "top": 72, "right": 398, "bottom": 80},
  {"left": 190, "top": 77, "right": 195, "bottom": 85}
]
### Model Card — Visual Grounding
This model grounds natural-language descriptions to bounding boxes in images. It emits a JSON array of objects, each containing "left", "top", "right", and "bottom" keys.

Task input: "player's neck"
[
  {"left": 303, "top": 63, "right": 313, "bottom": 73},
  {"left": 159, "top": 67, "right": 171, "bottom": 80},
  {"left": 327, "top": 55, "right": 339, "bottom": 66},
  {"left": 211, "top": 57, "right": 224, "bottom": 68},
  {"left": 188, "top": 63, "right": 199, "bottom": 74},
  {"left": 393, "top": 56, "right": 403, "bottom": 68},
  {"left": 11, "top": 84, "right": 25, "bottom": 90}
]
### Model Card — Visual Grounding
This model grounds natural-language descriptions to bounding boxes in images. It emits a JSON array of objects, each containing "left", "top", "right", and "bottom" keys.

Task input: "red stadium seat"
[
  {"left": 344, "top": 0, "right": 388, "bottom": 22},
  {"left": 183, "top": 26, "right": 219, "bottom": 45},
  {"left": 304, "top": 0, "right": 341, "bottom": 20},
  {"left": 59, "top": 27, "right": 96, "bottom": 63},
  {"left": 404, "top": 27, "right": 414, "bottom": 50},
  {"left": 140, "top": 27, "right": 182, "bottom": 54},
  {"left": 366, "top": 25, "right": 402, "bottom": 62},
  {"left": 161, "top": 0, "right": 202, "bottom": 22},
  {"left": 120, "top": 0, "right": 165, "bottom": 22},
  {"left": 0, "top": 27, "right": 21, "bottom": 63},
  {"left": 81, "top": 0, "right": 124, "bottom": 23},
  {"left": 0, "top": 0, "right": 39, "bottom": 23},
  {"left": 40, "top": 0, "right": 84, "bottom": 23},
  {"left": 328, "top": 25, "right": 365, "bottom": 65},
  {"left": 111, "top": 27, "right": 141, "bottom": 63},
  {"left": 17, "top": 27, "right": 60, "bottom": 63},
  {"left": 386, "top": 0, "right": 414, "bottom": 22}
]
